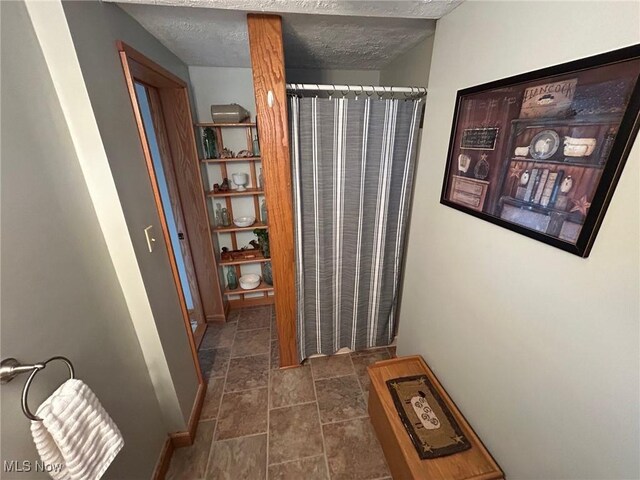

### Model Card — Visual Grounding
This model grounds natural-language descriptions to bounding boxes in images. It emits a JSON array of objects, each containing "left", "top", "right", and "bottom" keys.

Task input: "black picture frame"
[{"left": 440, "top": 44, "right": 640, "bottom": 257}]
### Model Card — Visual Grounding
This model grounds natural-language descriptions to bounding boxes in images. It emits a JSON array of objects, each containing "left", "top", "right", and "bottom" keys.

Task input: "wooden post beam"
[{"left": 247, "top": 14, "right": 298, "bottom": 367}]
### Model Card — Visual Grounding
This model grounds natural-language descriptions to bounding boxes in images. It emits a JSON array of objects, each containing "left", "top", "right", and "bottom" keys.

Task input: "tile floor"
[{"left": 167, "top": 305, "right": 396, "bottom": 480}]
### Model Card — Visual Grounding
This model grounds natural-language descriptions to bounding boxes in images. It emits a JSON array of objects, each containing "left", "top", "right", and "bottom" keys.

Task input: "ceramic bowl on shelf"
[
  {"left": 239, "top": 273, "right": 261, "bottom": 290},
  {"left": 233, "top": 216, "right": 255, "bottom": 228},
  {"left": 231, "top": 172, "right": 249, "bottom": 191}
]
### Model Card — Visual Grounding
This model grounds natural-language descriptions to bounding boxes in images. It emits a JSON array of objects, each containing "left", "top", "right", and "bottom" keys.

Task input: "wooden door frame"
[
  {"left": 247, "top": 15, "right": 298, "bottom": 367},
  {"left": 118, "top": 41, "right": 226, "bottom": 326},
  {"left": 119, "top": 42, "right": 223, "bottom": 447},
  {"left": 117, "top": 41, "right": 213, "bottom": 378}
]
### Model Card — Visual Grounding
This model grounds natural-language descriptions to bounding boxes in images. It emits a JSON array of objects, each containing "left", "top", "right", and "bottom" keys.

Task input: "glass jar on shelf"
[
  {"left": 203, "top": 127, "right": 218, "bottom": 159},
  {"left": 260, "top": 199, "right": 268, "bottom": 224},
  {"left": 262, "top": 261, "right": 273, "bottom": 286},
  {"left": 226, "top": 267, "right": 238, "bottom": 290},
  {"left": 221, "top": 207, "right": 231, "bottom": 227},
  {"left": 215, "top": 203, "right": 223, "bottom": 227}
]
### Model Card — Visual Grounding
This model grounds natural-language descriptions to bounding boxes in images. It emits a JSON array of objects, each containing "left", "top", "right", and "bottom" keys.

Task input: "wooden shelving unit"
[
  {"left": 196, "top": 120, "right": 274, "bottom": 311},
  {"left": 201, "top": 157, "right": 262, "bottom": 164},
  {"left": 196, "top": 122, "right": 257, "bottom": 128},
  {"left": 224, "top": 280, "right": 273, "bottom": 296},
  {"left": 220, "top": 257, "right": 271, "bottom": 267},
  {"left": 206, "top": 188, "right": 265, "bottom": 198},
  {"left": 212, "top": 222, "right": 268, "bottom": 234}
]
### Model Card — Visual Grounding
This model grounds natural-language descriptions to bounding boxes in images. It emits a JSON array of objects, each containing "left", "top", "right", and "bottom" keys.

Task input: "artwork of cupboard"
[{"left": 441, "top": 44, "right": 640, "bottom": 257}]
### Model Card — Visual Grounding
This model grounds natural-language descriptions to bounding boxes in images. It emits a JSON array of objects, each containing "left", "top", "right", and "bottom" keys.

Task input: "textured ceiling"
[
  {"left": 283, "top": 13, "right": 434, "bottom": 69},
  {"left": 117, "top": 1, "right": 450, "bottom": 69},
  {"left": 114, "top": 0, "right": 462, "bottom": 19},
  {"left": 119, "top": 5, "right": 251, "bottom": 67}
]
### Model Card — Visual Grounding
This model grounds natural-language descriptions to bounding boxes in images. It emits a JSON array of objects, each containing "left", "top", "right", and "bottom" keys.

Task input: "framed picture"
[{"left": 440, "top": 44, "right": 640, "bottom": 257}]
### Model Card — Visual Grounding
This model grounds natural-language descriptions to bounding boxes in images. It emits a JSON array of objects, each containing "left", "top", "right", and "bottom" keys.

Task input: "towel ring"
[{"left": 22, "top": 357, "right": 75, "bottom": 421}]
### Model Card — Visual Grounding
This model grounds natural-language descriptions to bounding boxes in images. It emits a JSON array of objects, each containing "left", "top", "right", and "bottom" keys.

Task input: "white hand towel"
[{"left": 30, "top": 379, "right": 124, "bottom": 480}]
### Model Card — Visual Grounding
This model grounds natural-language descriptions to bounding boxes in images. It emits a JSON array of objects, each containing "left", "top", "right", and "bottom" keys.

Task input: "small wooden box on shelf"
[{"left": 196, "top": 120, "right": 274, "bottom": 311}]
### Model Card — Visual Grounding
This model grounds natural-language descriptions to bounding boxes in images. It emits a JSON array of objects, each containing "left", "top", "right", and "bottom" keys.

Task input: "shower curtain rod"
[{"left": 286, "top": 83, "right": 427, "bottom": 97}]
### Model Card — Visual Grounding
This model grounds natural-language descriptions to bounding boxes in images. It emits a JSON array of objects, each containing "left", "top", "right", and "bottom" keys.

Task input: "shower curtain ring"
[
  {"left": 355, "top": 85, "right": 363, "bottom": 100},
  {"left": 315, "top": 84, "right": 320, "bottom": 98},
  {"left": 377, "top": 87, "right": 385, "bottom": 100},
  {"left": 341, "top": 86, "right": 349, "bottom": 98},
  {"left": 365, "top": 85, "right": 374, "bottom": 97},
  {"left": 329, "top": 84, "right": 335, "bottom": 100}
]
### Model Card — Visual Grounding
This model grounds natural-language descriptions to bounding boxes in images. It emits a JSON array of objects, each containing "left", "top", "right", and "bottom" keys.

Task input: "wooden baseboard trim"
[
  {"left": 152, "top": 436, "right": 174, "bottom": 480},
  {"left": 169, "top": 382, "right": 206, "bottom": 448},
  {"left": 206, "top": 313, "right": 227, "bottom": 324}
]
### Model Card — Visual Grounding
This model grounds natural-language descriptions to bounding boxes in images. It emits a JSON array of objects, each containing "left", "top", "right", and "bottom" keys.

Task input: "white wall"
[
  {"left": 380, "top": 35, "right": 434, "bottom": 88},
  {"left": 399, "top": 2, "right": 640, "bottom": 479},
  {"left": 189, "top": 66, "right": 265, "bottom": 296},
  {"left": 0, "top": 2, "right": 167, "bottom": 478}
]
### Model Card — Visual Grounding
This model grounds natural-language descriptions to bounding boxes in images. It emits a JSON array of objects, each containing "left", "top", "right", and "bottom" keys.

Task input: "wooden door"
[{"left": 146, "top": 85, "right": 207, "bottom": 334}]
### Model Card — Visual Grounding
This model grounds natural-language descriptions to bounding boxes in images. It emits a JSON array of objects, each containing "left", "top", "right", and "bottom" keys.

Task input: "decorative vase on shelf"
[
  {"left": 253, "top": 133, "right": 260, "bottom": 157},
  {"left": 215, "top": 203, "right": 223, "bottom": 227},
  {"left": 221, "top": 207, "right": 231, "bottom": 227},
  {"left": 260, "top": 199, "right": 268, "bottom": 224},
  {"left": 226, "top": 267, "right": 238, "bottom": 290},
  {"left": 263, "top": 262, "right": 273, "bottom": 286},
  {"left": 203, "top": 127, "right": 218, "bottom": 159}
]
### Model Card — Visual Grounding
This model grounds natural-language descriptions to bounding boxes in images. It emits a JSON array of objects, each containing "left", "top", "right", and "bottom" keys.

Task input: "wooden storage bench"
[{"left": 367, "top": 356, "right": 504, "bottom": 480}]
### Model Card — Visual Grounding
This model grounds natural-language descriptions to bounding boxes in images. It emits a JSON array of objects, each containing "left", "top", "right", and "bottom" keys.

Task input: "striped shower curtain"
[{"left": 290, "top": 96, "right": 422, "bottom": 360}]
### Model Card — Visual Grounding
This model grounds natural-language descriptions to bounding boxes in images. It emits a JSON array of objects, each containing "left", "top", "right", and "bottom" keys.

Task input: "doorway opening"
[{"left": 135, "top": 82, "right": 201, "bottom": 333}]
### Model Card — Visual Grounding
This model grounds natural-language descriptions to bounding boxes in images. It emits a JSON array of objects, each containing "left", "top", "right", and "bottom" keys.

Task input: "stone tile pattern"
[{"left": 167, "top": 305, "right": 396, "bottom": 480}]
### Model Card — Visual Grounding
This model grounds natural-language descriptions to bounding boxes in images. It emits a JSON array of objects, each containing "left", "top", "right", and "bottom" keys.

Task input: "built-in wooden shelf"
[
  {"left": 201, "top": 157, "right": 262, "bottom": 164},
  {"left": 195, "top": 122, "right": 256, "bottom": 128},
  {"left": 224, "top": 281, "right": 273, "bottom": 296},
  {"left": 197, "top": 116, "right": 272, "bottom": 312},
  {"left": 207, "top": 188, "right": 264, "bottom": 198},
  {"left": 212, "top": 222, "right": 268, "bottom": 234},
  {"left": 220, "top": 256, "right": 270, "bottom": 266}
]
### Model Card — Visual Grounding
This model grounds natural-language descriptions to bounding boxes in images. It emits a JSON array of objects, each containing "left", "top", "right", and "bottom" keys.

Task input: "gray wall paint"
[
  {"left": 399, "top": 2, "right": 639, "bottom": 479},
  {"left": 61, "top": 1, "right": 198, "bottom": 424},
  {"left": 379, "top": 35, "right": 434, "bottom": 89},
  {"left": 0, "top": 2, "right": 166, "bottom": 478}
]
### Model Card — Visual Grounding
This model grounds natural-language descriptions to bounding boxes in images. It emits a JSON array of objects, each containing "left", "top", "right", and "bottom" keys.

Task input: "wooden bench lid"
[{"left": 368, "top": 356, "right": 504, "bottom": 480}]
